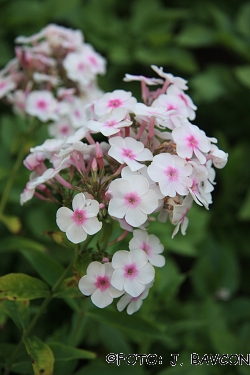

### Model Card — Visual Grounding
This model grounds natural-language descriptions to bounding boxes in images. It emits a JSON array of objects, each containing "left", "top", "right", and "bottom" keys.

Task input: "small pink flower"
[
  {"left": 108, "top": 175, "right": 158, "bottom": 227},
  {"left": 147, "top": 154, "right": 193, "bottom": 197},
  {"left": 26, "top": 91, "right": 58, "bottom": 122},
  {"left": 88, "top": 107, "right": 132, "bottom": 136},
  {"left": 94, "top": 89, "right": 137, "bottom": 116},
  {"left": 111, "top": 250, "right": 155, "bottom": 297},
  {"left": 172, "top": 123, "right": 210, "bottom": 164},
  {"left": 56, "top": 193, "right": 102, "bottom": 244},
  {"left": 108, "top": 136, "right": 153, "bottom": 171},
  {"left": 129, "top": 229, "right": 165, "bottom": 267},
  {"left": 78, "top": 262, "right": 122, "bottom": 308},
  {"left": 117, "top": 282, "right": 153, "bottom": 315}
]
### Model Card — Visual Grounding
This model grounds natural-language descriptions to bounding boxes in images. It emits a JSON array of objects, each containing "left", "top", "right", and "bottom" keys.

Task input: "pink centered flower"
[
  {"left": 117, "top": 282, "right": 153, "bottom": 315},
  {"left": 129, "top": 229, "right": 165, "bottom": 267},
  {"left": 56, "top": 193, "right": 102, "bottom": 244},
  {"left": 147, "top": 154, "right": 193, "bottom": 197},
  {"left": 172, "top": 123, "right": 210, "bottom": 164},
  {"left": 108, "top": 136, "right": 153, "bottom": 171},
  {"left": 94, "top": 89, "right": 137, "bottom": 116},
  {"left": 26, "top": 90, "right": 58, "bottom": 122},
  {"left": 108, "top": 175, "right": 159, "bottom": 227},
  {"left": 87, "top": 107, "right": 132, "bottom": 136},
  {"left": 111, "top": 250, "right": 155, "bottom": 297},
  {"left": 78, "top": 262, "right": 123, "bottom": 308}
]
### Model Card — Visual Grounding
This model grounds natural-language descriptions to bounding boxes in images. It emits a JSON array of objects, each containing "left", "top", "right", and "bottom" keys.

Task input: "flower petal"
[
  {"left": 91, "top": 289, "right": 113, "bottom": 308},
  {"left": 66, "top": 223, "right": 87, "bottom": 243},
  {"left": 78, "top": 275, "right": 96, "bottom": 295},
  {"left": 72, "top": 193, "right": 86, "bottom": 211},
  {"left": 56, "top": 207, "right": 73, "bottom": 231}
]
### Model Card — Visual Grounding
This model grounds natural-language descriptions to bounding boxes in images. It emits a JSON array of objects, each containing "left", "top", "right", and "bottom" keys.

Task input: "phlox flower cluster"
[
  {"left": 0, "top": 24, "right": 106, "bottom": 138},
  {"left": 20, "top": 63, "right": 228, "bottom": 314}
]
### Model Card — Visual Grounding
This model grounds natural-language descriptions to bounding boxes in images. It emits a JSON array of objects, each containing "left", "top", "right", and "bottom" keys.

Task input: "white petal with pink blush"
[
  {"left": 78, "top": 262, "right": 123, "bottom": 308},
  {"left": 108, "top": 175, "right": 159, "bottom": 227},
  {"left": 111, "top": 250, "right": 155, "bottom": 297},
  {"left": 56, "top": 193, "right": 102, "bottom": 244}
]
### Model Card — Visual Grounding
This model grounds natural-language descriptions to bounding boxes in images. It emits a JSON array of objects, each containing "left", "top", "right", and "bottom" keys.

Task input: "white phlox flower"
[
  {"left": 78, "top": 261, "right": 123, "bottom": 308},
  {"left": 56, "top": 193, "right": 102, "bottom": 244},
  {"left": 94, "top": 89, "right": 137, "bottom": 116},
  {"left": 172, "top": 122, "right": 210, "bottom": 164},
  {"left": 129, "top": 229, "right": 165, "bottom": 267},
  {"left": 63, "top": 51, "right": 96, "bottom": 87},
  {"left": 117, "top": 282, "right": 154, "bottom": 315},
  {"left": 0, "top": 77, "right": 16, "bottom": 98},
  {"left": 87, "top": 107, "right": 132, "bottom": 136},
  {"left": 147, "top": 153, "right": 193, "bottom": 197},
  {"left": 166, "top": 85, "right": 197, "bottom": 121},
  {"left": 26, "top": 91, "right": 59, "bottom": 122},
  {"left": 208, "top": 144, "right": 228, "bottom": 169},
  {"left": 108, "top": 175, "right": 159, "bottom": 227},
  {"left": 151, "top": 65, "right": 188, "bottom": 90},
  {"left": 152, "top": 94, "right": 189, "bottom": 129},
  {"left": 108, "top": 136, "right": 153, "bottom": 171},
  {"left": 111, "top": 249, "right": 155, "bottom": 297}
]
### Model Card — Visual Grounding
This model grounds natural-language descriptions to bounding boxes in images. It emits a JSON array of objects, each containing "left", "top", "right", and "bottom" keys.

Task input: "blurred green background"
[{"left": 1, "top": 0, "right": 250, "bottom": 374}]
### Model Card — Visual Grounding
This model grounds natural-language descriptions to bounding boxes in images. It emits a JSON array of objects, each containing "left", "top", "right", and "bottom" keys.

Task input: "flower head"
[
  {"left": 78, "top": 261, "right": 123, "bottom": 308},
  {"left": 111, "top": 249, "right": 155, "bottom": 297},
  {"left": 56, "top": 193, "right": 102, "bottom": 243}
]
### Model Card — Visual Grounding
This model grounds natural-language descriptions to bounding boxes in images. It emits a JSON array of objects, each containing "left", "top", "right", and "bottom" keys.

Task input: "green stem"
[
  {"left": 3, "top": 258, "right": 74, "bottom": 375},
  {"left": 3, "top": 234, "right": 96, "bottom": 375}
]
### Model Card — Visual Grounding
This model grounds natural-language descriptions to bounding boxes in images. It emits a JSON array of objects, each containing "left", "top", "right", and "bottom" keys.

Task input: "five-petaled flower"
[
  {"left": 56, "top": 193, "right": 102, "bottom": 243},
  {"left": 78, "top": 262, "right": 123, "bottom": 308},
  {"left": 111, "top": 249, "right": 155, "bottom": 297}
]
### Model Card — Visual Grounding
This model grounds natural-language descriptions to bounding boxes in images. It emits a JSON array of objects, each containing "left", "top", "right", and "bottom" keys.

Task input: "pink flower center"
[
  {"left": 124, "top": 263, "right": 138, "bottom": 280},
  {"left": 74, "top": 109, "right": 81, "bottom": 119},
  {"left": 141, "top": 241, "right": 151, "bottom": 256},
  {"left": 77, "top": 62, "right": 85, "bottom": 71},
  {"left": 0, "top": 82, "right": 7, "bottom": 90},
  {"left": 105, "top": 120, "right": 116, "bottom": 128},
  {"left": 60, "top": 125, "right": 70, "bottom": 135},
  {"left": 36, "top": 100, "right": 48, "bottom": 110},
  {"left": 124, "top": 192, "right": 140, "bottom": 208},
  {"left": 94, "top": 275, "right": 110, "bottom": 291},
  {"left": 72, "top": 208, "right": 86, "bottom": 226},
  {"left": 166, "top": 166, "right": 178, "bottom": 181},
  {"left": 122, "top": 148, "right": 135, "bottom": 159},
  {"left": 187, "top": 135, "right": 198, "bottom": 149},
  {"left": 108, "top": 99, "right": 122, "bottom": 108},
  {"left": 167, "top": 104, "right": 176, "bottom": 111}
]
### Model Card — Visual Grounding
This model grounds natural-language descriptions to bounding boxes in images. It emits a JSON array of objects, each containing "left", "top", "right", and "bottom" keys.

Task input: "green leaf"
[
  {"left": 0, "top": 236, "right": 47, "bottom": 253},
  {"left": 238, "top": 187, "right": 250, "bottom": 220},
  {"left": 0, "top": 300, "right": 29, "bottom": 331},
  {"left": 0, "top": 214, "right": 22, "bottom": 233},
  {"left": 176, "top": 25, "right": 215, "bottom": 47},
  {"left": 0, "top": 274, "right": 50, "bottom": 301},
  {"left": 0, "top": 236, "right": 65, "bottom": 287},
  {"left": 86, "top": 309, "right": 167, "bottom": 341},
  {"left": 0, "top": 343, "right": 32, "bottom": 373},
  {"left": 54, "top": 277, "right": 82, "bottom": 299},
  {"left": 23, "top": 336, "right": 54, "bottom": 375},
  {"left": 49, "top": 342, "right": 96, "bottom": 361},
  {"left": 236, "top": 2, "right": 250, "bottom": 38},
  {"left": 20, "top": 249, "right": 65, "bottom": 287},
  {"left": 235, "top": 65, "right": 250, "bottom": 90}
]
